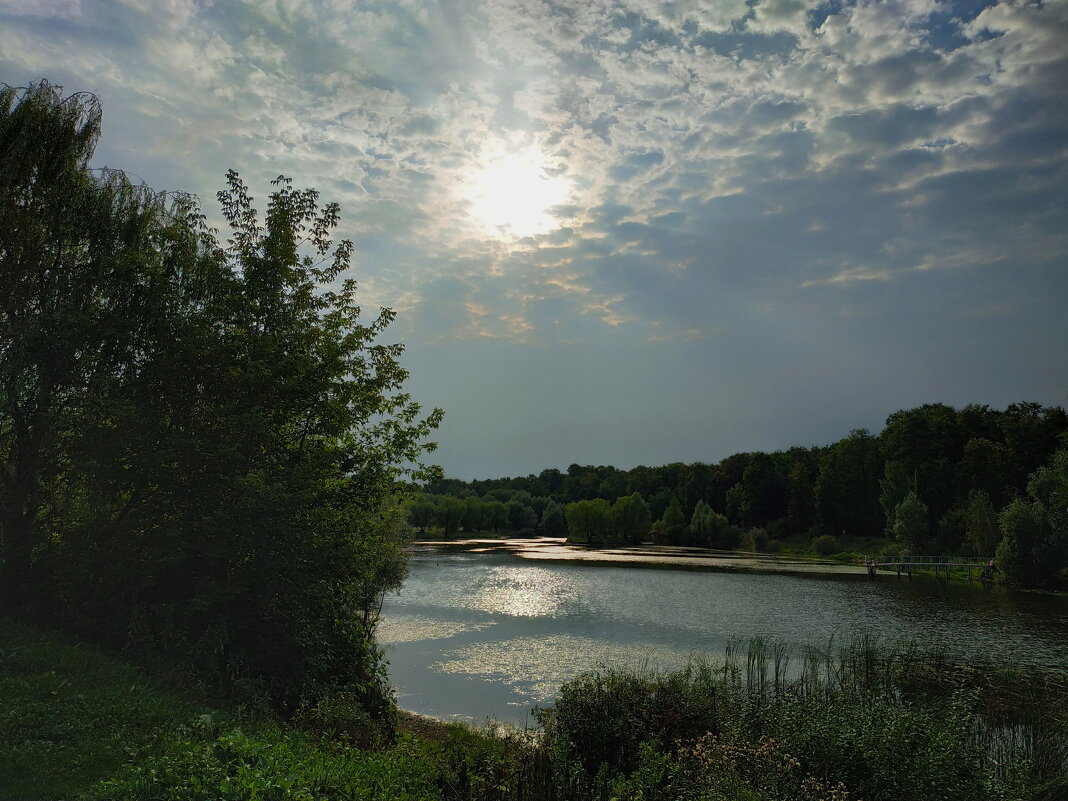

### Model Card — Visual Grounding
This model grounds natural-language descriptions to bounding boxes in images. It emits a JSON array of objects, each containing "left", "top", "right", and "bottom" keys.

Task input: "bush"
[
  {"left": 537, "top": 667, "right": 719, "bottom": 797},
  {"left": 811, "top": 535, "right": 839, "bottom": 556},
  {"left": 742, "top": 527, "right": 771, "bottom": 552}
]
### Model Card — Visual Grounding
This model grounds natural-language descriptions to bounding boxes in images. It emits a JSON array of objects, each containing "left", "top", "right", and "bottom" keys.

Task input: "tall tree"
[
  {"left": 0, "top": 82, "right": 218, "bottom": 610},
  {"left": 541, "top": 498, "right": 567, "bottom": 536},
  {"left": 1, "top": 83, "right": 444, "bottom": 713},
  {"left": 964, "top": 490, "right": 999, "bottom": 557},
  {"left": 437, "top": 496, "right": 465, "bottom": 537},
  {"left": 815, "top": 429, "right": 883, "bottom": 537},
  {"left": 462, "top": 495, "right": 484, "bottom": 532},
  {"left": 891, "top": 492, "right": 930, "bottom": 551},
  {"left": 565, "top": 498, "right": 611, "bottom": 544},
  {"left": 658, "top": 496, "right": 687, "bottom": 544},
  {"left": 611, "top": 492, "right": 651, "bottom": 544}
]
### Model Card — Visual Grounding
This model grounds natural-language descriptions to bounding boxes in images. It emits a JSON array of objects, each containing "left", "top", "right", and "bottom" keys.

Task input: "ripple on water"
[
  {"left": 376, "top": 613, "right": 494, "bottom": 644},
  {"left": 432, "top": 634, "right": 703, "bottom": 703}
]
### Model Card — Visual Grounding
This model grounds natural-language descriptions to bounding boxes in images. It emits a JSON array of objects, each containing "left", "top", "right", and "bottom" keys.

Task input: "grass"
[
  {"left": 0, "top": 619, "right": 206, "bottom": 799},
  {"left": 0, "top": 619, "right": 536, "bottom": 801}
]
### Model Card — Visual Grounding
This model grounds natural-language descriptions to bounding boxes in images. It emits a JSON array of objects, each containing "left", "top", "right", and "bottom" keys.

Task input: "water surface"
[{"left": 379, "top": 542, "right": 1068, "bottom": 725}]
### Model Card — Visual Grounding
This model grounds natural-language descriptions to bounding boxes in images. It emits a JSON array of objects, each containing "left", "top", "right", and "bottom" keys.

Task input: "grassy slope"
[
  {"left": 0, "top": 620, "right": 204, "bottom": 799},
  {"left": 0, "top": 620, "right": 519, "bottom": 801}
]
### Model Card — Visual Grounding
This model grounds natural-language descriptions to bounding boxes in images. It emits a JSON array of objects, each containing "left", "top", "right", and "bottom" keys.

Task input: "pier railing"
[{"left": 864, "top": 554, "right": 994, "bottom": 580}]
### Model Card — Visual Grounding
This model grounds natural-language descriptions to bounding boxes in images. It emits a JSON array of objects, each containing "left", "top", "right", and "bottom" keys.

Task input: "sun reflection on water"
[{"left": 474, "top": 566, "right": 577, "bottom": 618}]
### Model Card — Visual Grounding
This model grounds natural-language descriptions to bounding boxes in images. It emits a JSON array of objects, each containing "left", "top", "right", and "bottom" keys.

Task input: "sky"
[{"left": 2, "top": 0, "right": 1067, "bottom": 479}]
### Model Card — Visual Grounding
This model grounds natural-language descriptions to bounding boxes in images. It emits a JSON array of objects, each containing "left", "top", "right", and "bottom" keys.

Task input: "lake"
[{"left": 378, "top": 539, "right": 1068, "bottom": 726}]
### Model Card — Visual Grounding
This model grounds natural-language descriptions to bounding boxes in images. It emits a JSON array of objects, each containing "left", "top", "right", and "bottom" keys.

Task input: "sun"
[{"left": 465, "top": 146, "right": 572, "bottom": 239}]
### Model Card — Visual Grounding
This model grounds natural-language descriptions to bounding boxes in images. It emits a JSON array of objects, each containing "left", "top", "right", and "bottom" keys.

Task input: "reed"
[{"left": 542, "top": 635, "right": 1066, "bottom": 801}]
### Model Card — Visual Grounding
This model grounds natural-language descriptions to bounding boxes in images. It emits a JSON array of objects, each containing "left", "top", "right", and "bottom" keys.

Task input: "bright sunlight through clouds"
[{"left": 464, "top": 146, "right": 573, "bottom": 240}]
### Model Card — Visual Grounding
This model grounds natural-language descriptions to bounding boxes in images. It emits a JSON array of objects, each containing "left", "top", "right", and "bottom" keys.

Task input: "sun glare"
[{"left": 466, "top": 147, "right": 572, "bottom": 239}]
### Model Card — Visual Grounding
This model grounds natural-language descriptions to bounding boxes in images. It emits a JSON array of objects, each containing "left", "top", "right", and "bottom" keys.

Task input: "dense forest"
[
  {"left": 412, "top": 402, "right": 1068, "bottom": 589},
  {"left": 0, "top": 82, "right": 441, "bottom": 713}
]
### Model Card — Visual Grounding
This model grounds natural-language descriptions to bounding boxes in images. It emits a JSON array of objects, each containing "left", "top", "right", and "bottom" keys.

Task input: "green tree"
[
  {"left": 689, "top": 499, "right": 714, "bottom": 546},
  {"left": 996, "top": 498, "right": 1049, "bottom": 587},
  {"left": 815, "top": 429, "right": 883, "bottom": 537},
  {"left": 995, "top": 445, "right": 1067, "bottom": 589},
  {"left": 565, "top": 499, "right": 611, "bottom": 544},
  {"left": 1, "top": 83, "right": 445, "bottom": 714},
  {"left": 437, "top": 496, "right": 465, "bottom": 537},
  {"left": 0, "top": 82, "right": 212, "bottom": 610},
  {"left": 507, "top": 500, "right": 537, "bottom": 531},
  {"left": 740, "top": 452, "right": 788, "bottom": 528},
  {"left": 879, "top": 460, "right": 913, "bottom": 528},
  {"left": 725, "top": 483, "right": 748, "bottom": 527},
  {"left": 484, "top": 500, "right": 509, "bottom": 533},
  {"left": 964, "top": 489, "right": 999, "bottom": 557},
  {"left": 408, "top": 495, "right": 437, "bottom": 533},
  {"left": 658, "top": 496, "right": 686, "bottom": 544},
  {"left": 611, "top": 492, "right": 651, "bottom": 544},
  {"left": 541, "top": 498, "right": 567, "bottom": 536},
  {"left": 891, "top": 492, "right": 929, "bottom": 550},
  {"left": 462, "top": 495, "right": 484, "bottom": 532},
  {"left": 785, "top": 457, "right": 817, "bottom": 535}
]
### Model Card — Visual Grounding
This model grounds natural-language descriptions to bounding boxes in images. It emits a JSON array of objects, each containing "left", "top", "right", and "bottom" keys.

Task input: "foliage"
[
  {"left": 423, "top": 403, "right": 1067, "bottom": 584},
  {"left": 537, "top": 666, "right": 720, "bottom": 797},
  {"left": 565, "top": 498, "right": 612, "bottom": 544},
  {"left": 6, "top": 620, "right": 1064, "bottom": 801},
  {"left": 996, "top": 445, "right": 1068, "bottom": 589},
  {"left": 742, "top": 527, "right": 771, "bottom": 552},
  {"left": 965, "top": 489, "right": 1000, "bottom": 557},
  {"left": 811, "top": 534, "right": 839, "bottom": 556},
  {"left": 0, "top": 82, "right": 442, "bottom": 712},
  {"left": 506, "top": 499, "right": 536, "bottom": 531},
  {"left": 0, "top": 620, "right": 204, "bottom": 800},
  {"left": 541, "top": 498, "right": 567, "bottom": 536},
  {"left": 87, "top": 727, "right": 439, "bottom": 801},
  {"left": 890, "top": 491, "right": 929, "bottom": 549},
  {"left": 540, "top": 637, "right": 1066, "bottom": 801},
  {"left": 437, "top": 495, "right": 465, "bottom": 537},
  {"left": 656, "top": 496, "right": 687, "bottom": 544},
  {"left": 611, "top": 492, "right": 652, "bottom": 544}
]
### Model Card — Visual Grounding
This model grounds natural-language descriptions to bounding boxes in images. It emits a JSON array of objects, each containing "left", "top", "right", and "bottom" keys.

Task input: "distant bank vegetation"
[{"left": 409, "top": 401, "right": 1068, "bottom": 590}]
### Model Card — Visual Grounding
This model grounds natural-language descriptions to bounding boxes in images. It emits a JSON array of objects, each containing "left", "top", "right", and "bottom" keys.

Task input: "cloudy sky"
[{"left": 3, "top": 0, "right": 1066, "bottom": 478}]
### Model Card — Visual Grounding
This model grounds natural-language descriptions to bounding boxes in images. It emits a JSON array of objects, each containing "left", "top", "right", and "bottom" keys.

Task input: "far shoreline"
[{"left": 409, "top": 535, "right": 872, "bottom": 578}]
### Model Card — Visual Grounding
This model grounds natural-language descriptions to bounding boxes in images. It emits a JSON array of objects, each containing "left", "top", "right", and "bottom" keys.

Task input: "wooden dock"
[{"left": 864, "top": 555, "right": 994, "bottom": 581}]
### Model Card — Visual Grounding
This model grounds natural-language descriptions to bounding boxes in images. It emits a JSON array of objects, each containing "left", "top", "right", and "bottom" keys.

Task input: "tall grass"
[{"left": 539, "top": 635, "right": 1067, "bottom": 801}]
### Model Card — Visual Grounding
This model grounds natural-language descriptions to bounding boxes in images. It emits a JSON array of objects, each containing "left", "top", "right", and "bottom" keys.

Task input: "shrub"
[
  {"left": 537, "top": 667, "right": 719, "bottom": 797},
  {"left": 742, "top": 527, "right": 771, "bottom": 552},
  {"left": 811, "top": 535, "right": 839, "bottom": 556}
]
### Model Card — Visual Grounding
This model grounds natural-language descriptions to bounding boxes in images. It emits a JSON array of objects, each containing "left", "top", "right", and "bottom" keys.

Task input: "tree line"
[
  {"left": 413, "top": 402, "right": 1068, "bottom": 589},
  {"left": 0, "top": 82, "right": 441, "bottom": 714}
]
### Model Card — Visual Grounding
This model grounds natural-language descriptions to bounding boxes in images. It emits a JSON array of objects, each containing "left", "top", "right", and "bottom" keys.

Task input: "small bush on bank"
[
  {"left": 811, "top": 534, "right": 839, "bottom": 555},
  {"left": 742, "top": 527, "right": 771, "bottom": 552},
  {"left": 539, "top": 667, "right": 720, "bottom": 785}
]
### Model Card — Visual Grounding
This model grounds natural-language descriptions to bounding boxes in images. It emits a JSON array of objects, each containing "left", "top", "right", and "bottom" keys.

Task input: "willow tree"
[{"left": 0, "top": 82, "right": 214, "bottom": 610}]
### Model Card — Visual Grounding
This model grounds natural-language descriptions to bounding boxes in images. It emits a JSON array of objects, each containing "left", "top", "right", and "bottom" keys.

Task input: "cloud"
[{"left": 2, "top": 0, "right": 1065, "bottom": 475}]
